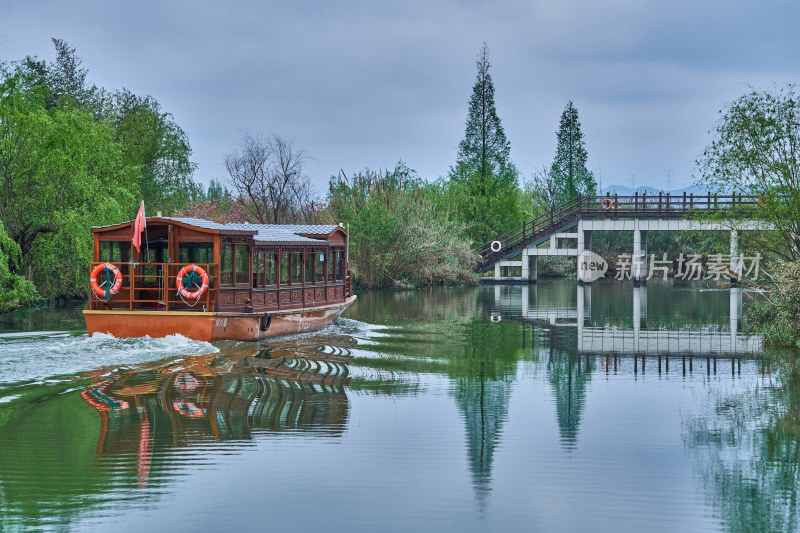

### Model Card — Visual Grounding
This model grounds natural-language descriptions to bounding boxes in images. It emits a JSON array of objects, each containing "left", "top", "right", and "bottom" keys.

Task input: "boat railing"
[{"left": 89, "top": 262, "right": 216, "bottom": 312}]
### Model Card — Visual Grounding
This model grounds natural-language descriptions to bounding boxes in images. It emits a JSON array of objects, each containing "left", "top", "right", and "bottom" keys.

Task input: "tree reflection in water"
[
  {"left": 450, "top": 317, "right": 533, "bottom": 510},
  {"left": 548, "top": 353, "right": 593, "bottom": 450},
  {"left": 685, "top": 360, "right": 800, "bottom": 532}
]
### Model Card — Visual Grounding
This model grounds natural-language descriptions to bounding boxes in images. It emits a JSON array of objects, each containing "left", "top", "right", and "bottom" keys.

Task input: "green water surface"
[{"left": 0, "top": 280, "right": 797, "bottom": 532}]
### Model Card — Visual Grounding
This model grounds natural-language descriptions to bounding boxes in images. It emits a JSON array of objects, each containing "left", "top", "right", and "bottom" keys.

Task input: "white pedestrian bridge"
[{"left": 478, "top": 193, "right": 770, "bottom": 284}]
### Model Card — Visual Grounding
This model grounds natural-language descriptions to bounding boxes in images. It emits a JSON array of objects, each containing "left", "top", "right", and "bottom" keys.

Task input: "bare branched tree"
[
  {"left": 531, "top": 165, "right": 560, "bottom": 208},
  {"left": 225, "top": 133, "right": 313, "bottom": 224}
]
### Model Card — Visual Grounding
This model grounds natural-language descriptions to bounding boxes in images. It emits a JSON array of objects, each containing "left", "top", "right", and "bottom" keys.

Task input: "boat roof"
[{"left": 91, "top": 217, "right": 344, "bottom": 245}]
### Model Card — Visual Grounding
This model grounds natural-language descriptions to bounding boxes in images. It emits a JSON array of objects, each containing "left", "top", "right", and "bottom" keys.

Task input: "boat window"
[
  {"left": 305, "top": 251, "right": 315, "bottom": 285},
  {"left": 315, "top": 251, "right": 325, "bottom": 283},
  {"left": 265, "top": 253, "right": 277, "bottom": 286},
  {"left": 221, "top": 244, "right": 233, "bottom": 285},
  {"left": 235, "top": 244, "right": 249, "bottom": 285},
  {"left": 179, "top": 242, "right": 214, "bottom": 285},
  {"left": 99, "top": 241, "right": 130, "bottom": 276},
  {"left": 254, "top": 252, "right": 265, "bottom": 287},
  {"left": 328, "top": 250, "right": 335, "bottom": 282},
  {"left": 291, "top": 252, "right": 302, "bottom": 284},
  {"left": 336, "top": 250, "right": 345, "bottom": 281},
  {"left": 178, "top": 242, "right": 212, "bottom": 265},
  {"left": 99, "top": 240, "right": 130, "bottom": 263},
  {"left": 280, "top": 252, "right": 290, "bottom": 286}
]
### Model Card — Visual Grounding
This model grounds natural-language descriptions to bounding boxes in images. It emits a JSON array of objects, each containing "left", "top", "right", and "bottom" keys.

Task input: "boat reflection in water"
[{"left": 81, "top": 341, "right": 352, "bottom": 489}]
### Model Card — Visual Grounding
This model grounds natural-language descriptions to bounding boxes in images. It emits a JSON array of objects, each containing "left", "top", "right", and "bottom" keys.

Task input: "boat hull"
[{"left": 83, "top": 296, "right": 356, "bottom": 341}]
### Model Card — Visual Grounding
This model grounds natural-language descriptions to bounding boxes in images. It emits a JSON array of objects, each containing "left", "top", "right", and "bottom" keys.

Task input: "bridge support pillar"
[
  {"left": 494, "top": 263, "right": 501, "bottom": 281},
  {"left": 577, "top": 284, "right": 585, "bottom": 350},
  {"left": 576, "top": 221, "right": 593, "bottom": 283},
  {"left": 633, "top": 228, "right": 648, "bottom": 286},
  {"left": 522, "top": 252, "right": 537, "bottom": 282},
  {"left": 521, "top": 253, "right": 528, "bottom": 280},
  {"left": 633, "top": 286, "right": 642, "bottom": 353},
  {"left": 730, "top": 287, "right": 741, "bottom": 351},
  {"left": 577, "top": 222, "right": 584, "bottom": 283},
  {"left": 730, "top": 229, "right": 740, "bottom": 283}
]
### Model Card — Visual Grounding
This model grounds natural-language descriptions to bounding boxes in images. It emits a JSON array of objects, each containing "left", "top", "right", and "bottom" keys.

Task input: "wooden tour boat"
[{"left": 83, "top": 216, "right": 355, "bottom": 341}]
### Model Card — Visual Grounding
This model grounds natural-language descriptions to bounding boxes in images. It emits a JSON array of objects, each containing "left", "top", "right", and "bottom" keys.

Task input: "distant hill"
[{"left": 600, "top": 184, "right": 711, "bottom": 196}]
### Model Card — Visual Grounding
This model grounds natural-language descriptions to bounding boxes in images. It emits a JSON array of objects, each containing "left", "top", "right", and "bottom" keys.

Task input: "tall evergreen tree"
[
  {"left": 454, "top": 42, "right": 513, "bottom": 182},
  {"left": 448, "top": 43, "right": 524, "bottom": 243},
  {"left": 550, "top": 101, "right": 596, "bottom": 202}
]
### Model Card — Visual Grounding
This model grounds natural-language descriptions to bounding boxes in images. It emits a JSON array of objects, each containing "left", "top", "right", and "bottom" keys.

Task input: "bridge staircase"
[{"left": 476, "top": 193, "right": 759, "bottom": 275}]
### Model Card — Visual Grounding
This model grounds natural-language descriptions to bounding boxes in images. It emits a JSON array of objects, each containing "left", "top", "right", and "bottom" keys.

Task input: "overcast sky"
[{"left": 2, "top": 0, "right": 799, "bottom": 194}]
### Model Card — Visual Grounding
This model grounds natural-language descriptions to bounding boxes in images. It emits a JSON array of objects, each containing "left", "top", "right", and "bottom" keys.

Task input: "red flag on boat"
[{"left": 132, "top": 201, "right": 146, "bottom": 253}]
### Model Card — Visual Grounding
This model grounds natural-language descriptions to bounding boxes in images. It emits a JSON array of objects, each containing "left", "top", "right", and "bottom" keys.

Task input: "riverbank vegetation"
[
  {"left": 0, "top": 39, "right": 200, "bottom": 307},
  {"left": 697, "top": 85, "right": 800, "bottom": 349},
  {"left": 3, "top": 38, "right": 797, "bottom": 309},
  {"left": 0, "top": 223, "right": 38, "bottom": 313},
  {"left": 749, "top": 261, "right": 800, "bottom": 349},
  {"left": 326, "top": 165, "right": 477, "bottom": 288}
]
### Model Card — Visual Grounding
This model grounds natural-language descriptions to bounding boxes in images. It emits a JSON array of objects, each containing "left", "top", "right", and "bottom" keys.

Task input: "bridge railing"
[
  {"left": 477, "top": 193, "right": 760, "bottom": 262},
  {"left": 578, "top": 192, "right": 759, "bottom": 215}
]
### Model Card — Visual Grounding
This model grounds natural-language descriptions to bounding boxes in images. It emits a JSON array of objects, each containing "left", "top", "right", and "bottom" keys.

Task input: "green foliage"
[
  {"left": 698, "top": 85, "right": 800, "bottom": 260},
  {"left": 550, "top": 101, "right": 596, "bottom": 201},
  {"left": 0, "top": 70, "right": 137, "bottom": 298},
  {"left": 206, "top": 178, "right": 228, "bottom": 201},
  {"left": 447, "top": 43, "right": 526, "bottom": 243},
  {"left": 105, "top": 89, "right": 200, "bottom": 213},
  {"left": 749, "top": 261, "right": 800, "bottom": 350},
  {"left": 19, "top": 38, "right": 96, "bottom": 110},
  {"left": 327, "top": 163, "right": 478, "bottom": 288},
  {"left": 446, "top": 163, "right": 528, "bottom": 243},
  {"left": 0, "top": 222, "right": 38, "bottom": 312},
  {"left": 0, "top": 39, "right": 200, "bottom": 301}
]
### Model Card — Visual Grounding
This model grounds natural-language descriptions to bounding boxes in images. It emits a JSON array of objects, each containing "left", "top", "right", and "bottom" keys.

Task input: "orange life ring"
[
  {"left": 758, "top": 195, "right": 765, "bottom": 206},
  {"left": 176, "top": 264, "right": 209, "bottom": 300},
  {"left": 90, "top": 262, "right": 123, "bottom": 299},
  {"left": 601, "top": 198, "right": 614, "bottom": 210}
]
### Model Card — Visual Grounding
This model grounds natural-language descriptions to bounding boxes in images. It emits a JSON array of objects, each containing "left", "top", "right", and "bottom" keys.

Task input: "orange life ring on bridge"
[
  {"left": 176, "top": 264, "right": 209, "bottom": 300},
  {"left": 601, "top": 198, "right": 614, "bottom": 210},
  {"left": 90, "top": 262, "right": 123, "bottom": 299}
]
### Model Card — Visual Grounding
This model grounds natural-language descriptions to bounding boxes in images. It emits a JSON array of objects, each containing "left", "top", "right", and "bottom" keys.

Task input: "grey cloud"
[{"left": 1, "top": 0, "right": 799, "bottom": 194}]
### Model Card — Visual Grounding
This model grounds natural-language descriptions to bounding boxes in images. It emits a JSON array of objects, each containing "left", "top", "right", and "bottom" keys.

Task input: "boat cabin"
[{"left": 88, "top": 217, "right": 351, "bottom": 313}]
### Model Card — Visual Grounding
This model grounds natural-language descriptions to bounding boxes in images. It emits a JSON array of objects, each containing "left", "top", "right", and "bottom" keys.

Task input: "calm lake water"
[{"left": 0, "top": 280, "right": 797, "bottom": 532}]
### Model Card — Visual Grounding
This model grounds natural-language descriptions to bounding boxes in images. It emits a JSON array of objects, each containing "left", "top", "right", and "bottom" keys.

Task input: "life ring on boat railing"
[
  {"left": 490, "top": 240, "right": 502, "bottom": 252},
  {"left": 176, "top": 264, "right": 209, "bottom": 300},
  {"left": 601, "top": 198, "right": 614, "bottom": 210},
  {"left": 260, "top": 312, "right": 272, "bottom": 332},
  {"left": 89, "top": 262, "right": 123, "bottom": 299}
]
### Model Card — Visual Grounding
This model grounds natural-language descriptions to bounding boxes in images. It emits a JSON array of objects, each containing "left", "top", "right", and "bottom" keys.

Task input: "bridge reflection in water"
[{"left": 491, "top": 281, "right": 762, "bottom": 356}]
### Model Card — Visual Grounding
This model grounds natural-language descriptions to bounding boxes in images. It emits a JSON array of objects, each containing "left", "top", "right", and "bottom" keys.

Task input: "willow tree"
[
  {"left": 448, "top": 43, "right": 525, "bottom": 244},
  {"left": 550, "top": 101, "right": 596, "bottom": 202}
]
